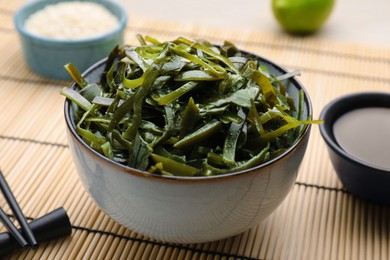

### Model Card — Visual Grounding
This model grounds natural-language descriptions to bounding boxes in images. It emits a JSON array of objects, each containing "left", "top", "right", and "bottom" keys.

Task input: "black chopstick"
[
  {"left": 0, "top": 170, "right": 38, "bottom": 247},
  {"left": 0, "top": 207, "right": 28, "bottom": 247}
]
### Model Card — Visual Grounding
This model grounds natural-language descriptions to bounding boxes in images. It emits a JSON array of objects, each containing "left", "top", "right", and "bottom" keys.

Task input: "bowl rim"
[
  {"left": 64, "top": 53, "right": 313, "bottom": 182},
  {"left": 14, "top": 0, "right": 128, "bottom": 45},
  {"left": 319, "top": 91, "right": 390, "bottom": 174}
]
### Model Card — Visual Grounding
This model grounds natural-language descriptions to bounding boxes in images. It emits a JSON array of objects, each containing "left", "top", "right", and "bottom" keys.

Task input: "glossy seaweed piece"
[{"left": 61, "top": 35, "right": 321, "bottom": 176}]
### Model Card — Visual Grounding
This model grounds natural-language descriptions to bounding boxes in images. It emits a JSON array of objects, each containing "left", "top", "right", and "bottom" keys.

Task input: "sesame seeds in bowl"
[
  {"left": 24, "top": 1, "right": 120, "bottom": 41},
  {"left": 14, "top": 0, "right": 127, "bottom": 80}
]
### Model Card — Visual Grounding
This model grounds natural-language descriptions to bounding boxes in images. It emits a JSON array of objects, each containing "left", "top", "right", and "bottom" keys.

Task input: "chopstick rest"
[
  {"left": 0, "top": 207, "right": 72, "bottom": 257},
  {"left": 0, "top": 170, "right": 37, "bottom": 247}
]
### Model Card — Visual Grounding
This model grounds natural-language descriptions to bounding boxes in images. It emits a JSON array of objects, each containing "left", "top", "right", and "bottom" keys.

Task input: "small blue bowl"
[
  {"left": 319, "top": 92, "right": 390, "bottom": 205},
  {"left": 14, "top": 0, "right": 127, "bottom": 80}
]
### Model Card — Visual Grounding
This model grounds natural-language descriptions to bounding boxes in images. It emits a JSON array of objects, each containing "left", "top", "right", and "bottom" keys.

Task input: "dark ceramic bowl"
[
  {"left": 64, "top": 54, "right": 313, "bottom": 243},
  {"left": 319, "top": 92, "right": 390, "bottom": 205}
]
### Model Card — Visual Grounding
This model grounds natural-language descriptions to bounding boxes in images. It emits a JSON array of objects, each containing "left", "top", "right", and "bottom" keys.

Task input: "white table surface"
[{"left": 119, "top": 0, "right": 390, "bottom": 48}]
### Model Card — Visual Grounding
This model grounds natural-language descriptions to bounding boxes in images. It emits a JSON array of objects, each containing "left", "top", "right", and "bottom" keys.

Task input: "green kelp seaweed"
[{"left": 61, "top": 35, "right": 322, "bottom": 177}]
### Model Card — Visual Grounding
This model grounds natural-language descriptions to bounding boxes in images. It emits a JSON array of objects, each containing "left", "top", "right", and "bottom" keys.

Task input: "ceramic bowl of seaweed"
[{"left": 63, "top": 36, "right": 316, "bottom": 243}]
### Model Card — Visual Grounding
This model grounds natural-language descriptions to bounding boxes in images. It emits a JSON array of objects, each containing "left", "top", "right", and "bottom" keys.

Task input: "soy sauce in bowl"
[
  {"left": 319, "top": 92, "right": 390, "bottom": 205},
  {"left": 333, "top": 107, "right": 390, "bottom": 171}
]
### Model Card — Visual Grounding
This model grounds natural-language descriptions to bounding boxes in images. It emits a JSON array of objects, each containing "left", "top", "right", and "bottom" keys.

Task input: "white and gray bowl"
[{"left": 64, "top": 54, "right": 313, "bottom": 243}]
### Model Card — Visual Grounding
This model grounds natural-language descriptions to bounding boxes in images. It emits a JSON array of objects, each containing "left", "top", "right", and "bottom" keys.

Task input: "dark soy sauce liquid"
[{"left": 333, "top": 107, "right": 390, "bottom": 171}]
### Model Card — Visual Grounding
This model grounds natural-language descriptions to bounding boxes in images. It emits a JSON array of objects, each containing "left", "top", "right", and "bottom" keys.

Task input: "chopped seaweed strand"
[{"left": 61, "top": 36, "right": 322, "bottom": 176}]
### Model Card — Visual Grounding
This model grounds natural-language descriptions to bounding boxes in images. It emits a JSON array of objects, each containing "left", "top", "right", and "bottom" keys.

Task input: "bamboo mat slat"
[{"left": 1, "top": 1, "right": 390, "bottom": 259}]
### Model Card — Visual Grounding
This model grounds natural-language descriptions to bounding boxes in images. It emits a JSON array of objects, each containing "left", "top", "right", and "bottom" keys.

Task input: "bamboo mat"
[{"left": 1, "top": 1, "right": 390, "bottom": 259}]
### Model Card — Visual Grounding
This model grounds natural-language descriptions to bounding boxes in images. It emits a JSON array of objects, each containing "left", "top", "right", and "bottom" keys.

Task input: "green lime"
[{"left": 272, "top": 0, "right": 335, "bottom": 34}]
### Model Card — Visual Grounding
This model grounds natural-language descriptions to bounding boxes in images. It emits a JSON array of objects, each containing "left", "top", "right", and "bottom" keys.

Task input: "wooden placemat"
[{"left": 1, "top": 1, "right": 390, "bottom": 259}]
